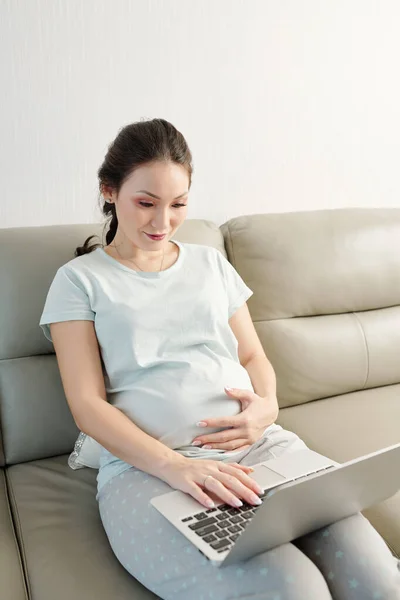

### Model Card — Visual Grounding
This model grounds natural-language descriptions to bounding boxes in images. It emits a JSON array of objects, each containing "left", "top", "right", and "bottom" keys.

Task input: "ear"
[{"left": 101, "top": 184, "right": 114, "bottom": 202}]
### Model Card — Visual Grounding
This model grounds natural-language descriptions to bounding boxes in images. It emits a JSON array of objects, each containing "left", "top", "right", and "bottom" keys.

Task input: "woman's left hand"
[{"left": 191, "top": 387, "right": 279, "bottom": 452}]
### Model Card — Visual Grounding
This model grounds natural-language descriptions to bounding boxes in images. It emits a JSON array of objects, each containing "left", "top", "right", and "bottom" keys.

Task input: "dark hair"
[{"left": 75, "top": 118, "right": 193, "bottom": 256}]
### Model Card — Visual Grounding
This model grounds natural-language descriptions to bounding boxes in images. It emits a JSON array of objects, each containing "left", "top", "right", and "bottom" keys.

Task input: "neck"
[{"left": 111, "top": 235, "right": 167, "bottom": 262}]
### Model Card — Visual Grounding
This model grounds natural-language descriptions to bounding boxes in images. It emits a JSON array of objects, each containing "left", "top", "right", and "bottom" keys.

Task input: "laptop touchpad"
[{"left": 251, "top": 465, "right": 287, "bottom": 489}]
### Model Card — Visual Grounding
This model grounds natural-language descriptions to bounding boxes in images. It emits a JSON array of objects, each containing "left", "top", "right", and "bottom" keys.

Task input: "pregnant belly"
[{"left": 109, "top": 355, "right": 255, "bottom": 450}]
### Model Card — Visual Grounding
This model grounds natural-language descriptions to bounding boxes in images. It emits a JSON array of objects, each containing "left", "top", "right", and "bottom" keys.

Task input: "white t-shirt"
[{"left": 39, "top": 240, "right": 271, "bottom": 494}]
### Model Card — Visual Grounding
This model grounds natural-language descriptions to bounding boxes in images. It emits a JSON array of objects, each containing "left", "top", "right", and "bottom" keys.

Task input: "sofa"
[{"left": 0, "top": 207, "right": 399, "bottom": 600}]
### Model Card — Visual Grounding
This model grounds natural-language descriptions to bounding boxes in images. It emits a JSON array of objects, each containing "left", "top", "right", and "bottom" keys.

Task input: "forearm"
[
  {"left": 78, "top": 398, "right": 185, "bottom": 480},
  {"left": 244, "top": 354, "right": 279, "bottom": 410}
]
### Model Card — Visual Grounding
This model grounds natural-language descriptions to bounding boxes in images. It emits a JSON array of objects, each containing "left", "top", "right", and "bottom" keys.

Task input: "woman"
[{"left": 39, "top": 119, "right": 400, "bottom": 599}]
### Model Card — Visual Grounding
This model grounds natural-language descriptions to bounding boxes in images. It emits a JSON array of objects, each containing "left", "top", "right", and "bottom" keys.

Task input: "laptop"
[{"left": 150, "top": 443, "right": 400, "bottom": 568}]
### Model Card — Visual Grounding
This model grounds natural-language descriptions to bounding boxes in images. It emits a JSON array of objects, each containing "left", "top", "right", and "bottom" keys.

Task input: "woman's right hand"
[{"left": 160, "top": 456, "right": 264, "bottom": 509}]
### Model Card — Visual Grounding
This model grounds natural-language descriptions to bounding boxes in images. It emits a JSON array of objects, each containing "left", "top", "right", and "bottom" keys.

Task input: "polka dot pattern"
[{"left": 97, "top": 433, "right": 400, "bottom": 599}]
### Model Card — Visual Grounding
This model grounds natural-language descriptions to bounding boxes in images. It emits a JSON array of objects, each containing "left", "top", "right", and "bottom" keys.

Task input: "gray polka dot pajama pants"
[{"left": 97, "top": 429, "right": 400, "bottom": 599}]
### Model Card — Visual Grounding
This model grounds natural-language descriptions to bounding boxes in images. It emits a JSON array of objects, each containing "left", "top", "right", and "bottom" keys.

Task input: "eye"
[{"left": 138, "top": 202, "right": 187, "bottom": 208}]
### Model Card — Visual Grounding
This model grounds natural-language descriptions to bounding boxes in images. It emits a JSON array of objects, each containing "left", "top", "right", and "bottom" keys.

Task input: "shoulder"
[
  {"left": 179, "top": 241, "right": 227, "bottom": 273},
  {"left": 58, "top": 248, "right": 102, "bottom": 274},
  {"left": 180, "top": 241, "right": 222, "bottom": 261},
  {"left": 52, "top": 249, "right": 103, "bottom": 290}
]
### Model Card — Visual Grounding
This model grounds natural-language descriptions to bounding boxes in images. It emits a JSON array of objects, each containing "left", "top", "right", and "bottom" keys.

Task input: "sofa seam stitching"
[
  {"left": 351, "top": 312, "right": 370, "bottom": 389},
  {"left": 4, "top": 469, "right": 32, "bottom": 600}
]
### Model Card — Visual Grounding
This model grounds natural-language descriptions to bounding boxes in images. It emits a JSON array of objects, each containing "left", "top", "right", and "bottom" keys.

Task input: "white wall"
[{"left": 1, "top": 0, "right": 399, "bottom": 230}]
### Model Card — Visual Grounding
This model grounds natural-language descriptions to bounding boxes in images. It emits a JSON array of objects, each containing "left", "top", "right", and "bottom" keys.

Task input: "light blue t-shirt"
[{"left": 39, "top": 240, "right": 272, "bottom": 496}]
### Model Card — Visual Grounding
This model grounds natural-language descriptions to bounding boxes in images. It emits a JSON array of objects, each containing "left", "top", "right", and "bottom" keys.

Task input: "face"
[{"left": 104, "top": 161, "right": 189, "bottom": 259}]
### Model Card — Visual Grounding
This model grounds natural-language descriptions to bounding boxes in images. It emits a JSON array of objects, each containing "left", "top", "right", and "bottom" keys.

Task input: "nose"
[{"left": 150, "top": 207, "right": 172, "bottom": 232}]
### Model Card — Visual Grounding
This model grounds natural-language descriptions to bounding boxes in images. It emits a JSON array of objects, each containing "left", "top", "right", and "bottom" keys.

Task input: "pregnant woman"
[{"left": 39, "top": 118, "right": 400, "bottom": 599}]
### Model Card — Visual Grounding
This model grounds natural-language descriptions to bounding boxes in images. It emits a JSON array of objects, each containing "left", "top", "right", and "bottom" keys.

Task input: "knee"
[
  {"left": 285, "top": 558, "right": 333, "bottom": 600},
  {"left": 252, "top": 544, "right": 333, "bottom": 600}
]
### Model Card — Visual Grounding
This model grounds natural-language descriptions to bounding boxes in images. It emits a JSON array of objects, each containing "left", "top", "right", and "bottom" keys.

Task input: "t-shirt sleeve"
[
  {"left": 39, "top": 265, "right": 95, "bottom": 343},
  {"left": 215, "top": 249, "right": 254, "bottom": 319}
]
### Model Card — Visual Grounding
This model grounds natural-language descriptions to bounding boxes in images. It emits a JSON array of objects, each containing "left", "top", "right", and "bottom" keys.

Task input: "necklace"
[{"left": 110, "top": 241, "right": 165, "bottom": 272}]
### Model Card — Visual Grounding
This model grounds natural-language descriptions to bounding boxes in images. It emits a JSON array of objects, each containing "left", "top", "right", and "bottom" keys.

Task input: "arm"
[
  {"left": 50, "top": 321, "right": 185, "bottom": 480},
  {"left": 230, "top": 302, "right": 279, "bottom": 411},
  {"left": 244, "top": 354, "right": 278, "bottom": 405}
]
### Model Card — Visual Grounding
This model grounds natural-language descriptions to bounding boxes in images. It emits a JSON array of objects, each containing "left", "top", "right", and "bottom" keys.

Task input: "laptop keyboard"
[{"left": 180, "top": 465, "right": 335, "bottom": 554}]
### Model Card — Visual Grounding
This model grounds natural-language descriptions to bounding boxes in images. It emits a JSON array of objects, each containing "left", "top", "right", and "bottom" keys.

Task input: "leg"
[
  {"left": 294, "top": 513, "right": 400, "bottom": 600},
  {"left": 233, "top": 428, "right": 400, "bottom": 598},
  {"left": 97, "top": 467, "right": 333, "bottom": 600}
]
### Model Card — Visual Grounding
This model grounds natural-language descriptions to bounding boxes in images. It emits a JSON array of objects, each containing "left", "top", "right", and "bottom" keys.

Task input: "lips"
[{"left": 145, "top": 233, "right": 166, "bottom": 240}]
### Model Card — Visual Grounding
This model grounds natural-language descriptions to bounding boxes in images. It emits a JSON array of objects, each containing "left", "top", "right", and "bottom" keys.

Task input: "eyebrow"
[{"left": 135, "top": 190, "right": 188, "bottom": 200}]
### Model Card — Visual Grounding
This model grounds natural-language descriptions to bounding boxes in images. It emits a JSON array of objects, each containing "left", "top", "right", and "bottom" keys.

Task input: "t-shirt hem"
[
  {"left": 229, "top": 289, "right": 254, "bottom": 318},
  {"left": 40, "top": 311, "right": 95, "bottom": 324}
]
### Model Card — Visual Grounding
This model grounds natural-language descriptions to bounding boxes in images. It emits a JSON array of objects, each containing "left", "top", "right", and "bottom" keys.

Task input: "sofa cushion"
[
  {"left": 0, "top": 469, "right": 28, "bottom": 600},
  {"left": 0, "top": 356, "right": 80, "bottom": 465},
  {"left": 6, "top": 456, "right": 158, "bottom": 600},
  {"left": 257, "top": 306, "right": 400, "bottom": 408},
  {"left": 220, "top": 208, "right": 400, "bottom": 408},
  {"left": 221, "top": 208, "right": 400, "bottom": 320},
  {"left": 276, "top": 383, "right": 400, "bottom": 556}
]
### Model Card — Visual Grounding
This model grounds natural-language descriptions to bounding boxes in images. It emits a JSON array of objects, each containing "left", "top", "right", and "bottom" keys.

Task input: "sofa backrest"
[
  {"left": 0, "top": 220, "right": 226, "bottom": 465},
  {"left": 1, "top": 208, "right": 399, "bottom": 465},
  {"left": 221, "top": 207, "right": 400, "bottom": 408}
]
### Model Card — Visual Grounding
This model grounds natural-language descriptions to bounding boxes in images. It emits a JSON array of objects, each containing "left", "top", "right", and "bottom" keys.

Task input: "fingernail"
[
  {"left": 192, "top": 441, "right": 202, "bottom": 446},
  {"left": 196, "top": 421, "right": 207, "bottom": 427},
  {"left": 232, "top": 498, "right": 243, "bottom": 507},
  {"left": 203, "top": 445, "right": 212, "bottom": 449},
  {"left": 252, "top": 496, "right": 263, "bottom": 505},
  {"left": 205, "top": 499, "right": 215, "bottom": 508}
]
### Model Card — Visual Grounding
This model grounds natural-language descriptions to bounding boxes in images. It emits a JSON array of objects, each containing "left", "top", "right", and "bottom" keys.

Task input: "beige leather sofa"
[{"left": 0, "top": 207, "right": 399, "bottom": 600}]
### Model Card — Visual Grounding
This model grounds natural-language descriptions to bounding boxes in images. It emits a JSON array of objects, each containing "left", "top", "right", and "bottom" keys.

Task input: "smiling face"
[{"left": 103, "top": 161, "right": 190, "bottom": 261}]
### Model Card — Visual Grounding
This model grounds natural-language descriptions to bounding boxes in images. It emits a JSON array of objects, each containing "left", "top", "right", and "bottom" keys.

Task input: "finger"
[
  {"left": 231, "top": 463, "right": 254, "bottom": 472},
  {"left": 196, "top": 430, "right": 245, "bottom": 445},
  {"left": 194, "top": 474, "right": 244, "bottom": 508},
  {"left": 216, "top": 471, "right": 263, "bottom": 506},
  {"left": 205, "top": 472, "right": 262, "bottom": 508},
  {"left": 219, "top": 463, "right": 263, "bottom": 495},
  {"left": 202, "top": 439, "right": 249, "bottom": 451},
  {"left": 188, "top": 483, "right": 218, "bottom": 509},
  {"left": 198, "top": 417, "right": 240, "bottom": 429},
  {"left": 231, "top": 444, "right": 252, "bottom": 453}
]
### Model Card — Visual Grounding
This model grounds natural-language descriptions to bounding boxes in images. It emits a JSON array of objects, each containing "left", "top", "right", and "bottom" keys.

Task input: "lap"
[
  {"left": 98, "top": 466, "right": 332, "bottom": 600},
  {"left": 96, "top": 428, "right": 400, "bottom": 599},
  {"left": 97, "top": 429, "right": 327, "bottom": 599}
]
